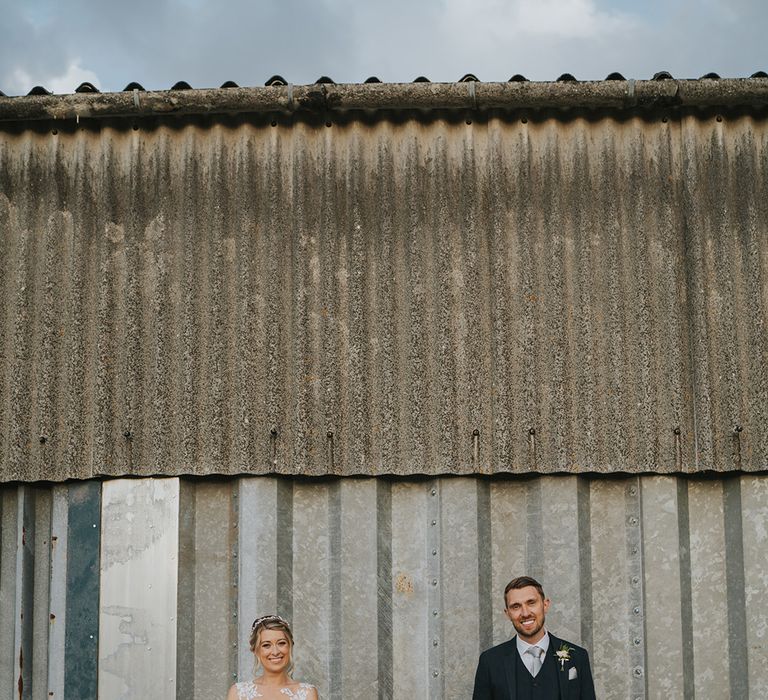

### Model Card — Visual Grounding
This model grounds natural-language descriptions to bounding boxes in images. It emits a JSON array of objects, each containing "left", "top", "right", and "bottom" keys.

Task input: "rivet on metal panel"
[
  {"left": 631, "top": 547, "right": 638, "bottom": 555},
  {"left": 631, "top": 576, "right": 640, "bottom": 585},
  {"left": 629, "top": 487, "right": 637, "bottom": 496},
  {"left": 432, "top": 610, "right": 438, "bottom": 616},
  {"left": 432, "top": 549, "right": 437, "bottom": 556},
  {"left": 528, "top": 428, "right": 537, "bottom": 468},
  {"left": 123, "top": 430, "right": 132, "bottom": 440},
  {"left": 733, "top": 424, "right": 743, "bottom": 434},
  {"left": 431, "top": 489, "right": 437, "bottom": 496},
  {"left": 674, "top": 427, "right": 682, "bottom": 469},
  {"left": 716, "top": 115, "right": 723, "bottom": 122},
  {"left": 432, "top": 579, "right": 438, "bottom": 586},
  {"left": 233, "top": 552, "right": 238, "bottom": 558},
  {"left": 632, "top": 667, "right": 644, "bottom": 678},
  {"left": 92, "top": 524, "right": 96, "bottom": 528},
  {"left": 39, "top": 436, "right": 47, "bottom": 444},
  {"left": 521, "top": 117, "right": 528, "bottom": 124},
  {"left": 628, "top": 517, "right": 638, "bottom": 526},
  {"left": 633, "top": 637, "right": 642, "bottom": 646},
  {"left": 431, "top": 520, "right": 437, "bottom": 526},
  {"left": 433, "top": 639, "right": 439, "bottom": 647},
  {"left": 433, "top": 671, "right": 439, "bottom": 678},
  {"left": 89, "top": 635, "right": 93, "bottom": 639},
  {"left": 327, "top": 431, "right": 335, "bottom": 471},
  {"left": 147, "top": 647, "right": 152, "bottom": 651},
  {"left": 632, "top": 607, "right": 641, "bottom": 615}
]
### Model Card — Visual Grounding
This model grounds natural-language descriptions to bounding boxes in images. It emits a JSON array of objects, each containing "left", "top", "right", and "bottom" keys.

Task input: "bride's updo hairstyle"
[{"left": 249, "top": 614, "right": 295, "bottom": 674}]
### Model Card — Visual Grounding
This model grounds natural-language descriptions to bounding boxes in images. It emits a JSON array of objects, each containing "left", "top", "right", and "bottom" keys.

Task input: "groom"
[{"left": 472, "top": 576, "right": 596, "bottom": 699}]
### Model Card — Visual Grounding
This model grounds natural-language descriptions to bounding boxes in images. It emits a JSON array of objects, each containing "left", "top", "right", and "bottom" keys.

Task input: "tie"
[{"left": 526, "top": 646, "right": 543, "bottom": 676}]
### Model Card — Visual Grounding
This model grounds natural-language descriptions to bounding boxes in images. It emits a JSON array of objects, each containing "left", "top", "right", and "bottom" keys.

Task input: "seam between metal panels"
[
  {"left": 376, "top": 480, "right": 393, "bottom": 700},
  {"left": 525, "top": 479, "right": 543, "bottom": 581},
  {"left": 427, "top": 480, "right": 444, "bottom": 699},
  {"left": 329, "top": 482, "right": 342, "bottom": 699},
  {"left": 723, "top": 477, "right": 749, "bottom": 699},
  {"left": 476, "top": 479, "right": 492, "bottom": 653},
  {"left": 625, "top": 477, "right": 645, "bottom": 695},
  {"left": 676, "top": 480, "right": 695, "bottom": 700},
  {"left": 276, "top": 480, "right": 293, "bottom": 623},
  {"left": 576, "top": 476, "right": 593, "bottom": 653}
]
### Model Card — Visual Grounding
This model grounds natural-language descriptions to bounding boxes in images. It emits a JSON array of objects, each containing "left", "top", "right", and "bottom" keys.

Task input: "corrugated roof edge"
[{"left": 1, "top": 78, "right": 768, "bottom": 122}]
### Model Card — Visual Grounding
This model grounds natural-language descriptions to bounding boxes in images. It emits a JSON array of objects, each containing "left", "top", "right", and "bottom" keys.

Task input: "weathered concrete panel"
[
  {"left": 391, "top": 482, "right": 430, "bottom": 698},
  {"left": 640, "top": 477, "right": 685, "bottom": 698},
  {"left": 1, "top": 114, "right": 766, "bottom": 481},
  {"left": 98, "top": 479, "right": 178, "bottom": 700},
  {"left": 338, "top": 479, "right": 379, "bottom": 698},
  {"left": 191, "top": 482, "right": 235, "bottom": 700},
  {"left": 740, "top": 475, "right": 768, "bottom": 696},
  {"left": 292, "top": 482, "right": 332, "bottom": 698},
  {"left": 687, "top": 480, "right": 729, "bottom": 699}
]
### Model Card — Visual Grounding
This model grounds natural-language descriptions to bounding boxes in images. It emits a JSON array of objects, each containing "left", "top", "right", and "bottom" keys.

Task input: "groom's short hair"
[{"left": 503, "top": 576, "right": 545, "bottom": 606}]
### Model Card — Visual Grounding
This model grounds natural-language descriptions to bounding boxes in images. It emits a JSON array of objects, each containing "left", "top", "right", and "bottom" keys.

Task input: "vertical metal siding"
[
  {"left": 1, "top": 474, "right": 767, "bottom": 699},
  {"left": 1, "top": 115, "right": 767, "bottom": 480}
]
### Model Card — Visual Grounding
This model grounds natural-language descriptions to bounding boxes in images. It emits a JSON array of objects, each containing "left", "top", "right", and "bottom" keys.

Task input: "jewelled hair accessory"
[{"left": 251, "top": 614, "right": 290, "bottom": 631}]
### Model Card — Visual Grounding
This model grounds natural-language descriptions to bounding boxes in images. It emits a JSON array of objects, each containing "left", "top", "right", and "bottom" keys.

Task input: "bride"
[{"left": 227, "top": 615, "right": 318, "bottom": 700}]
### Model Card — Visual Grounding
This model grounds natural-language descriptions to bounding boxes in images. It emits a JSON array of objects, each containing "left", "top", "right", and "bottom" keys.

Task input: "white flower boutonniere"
[{"left": 555, "top": 644, "right": 574, "bottom": 671}]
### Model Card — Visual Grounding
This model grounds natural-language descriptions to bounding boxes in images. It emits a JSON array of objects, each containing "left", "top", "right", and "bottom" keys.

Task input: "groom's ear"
[{"left": 542, "top": 597, "right": 551, "bottom": 614}]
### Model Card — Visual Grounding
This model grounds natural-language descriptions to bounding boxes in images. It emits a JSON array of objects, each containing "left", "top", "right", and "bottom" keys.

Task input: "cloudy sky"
[{"left": 0, "top": 0, "right": 765, "bottom": 95}]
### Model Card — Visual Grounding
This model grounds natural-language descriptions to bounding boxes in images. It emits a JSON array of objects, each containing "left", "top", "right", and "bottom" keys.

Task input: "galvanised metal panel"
[
  {"left": 1, "top": 114, "right": 767, "bottom": 481},
  {"left": 1, "top": 474, "right": 768, "bottom": 698},
  {"left": 98, "top": 479, "right": 178, "bottom": 700}
]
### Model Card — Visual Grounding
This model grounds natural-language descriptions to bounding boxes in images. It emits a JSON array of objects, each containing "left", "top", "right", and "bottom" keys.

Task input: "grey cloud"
[{"left": 0, "top": 0, "right": 765, "bottom": 95}]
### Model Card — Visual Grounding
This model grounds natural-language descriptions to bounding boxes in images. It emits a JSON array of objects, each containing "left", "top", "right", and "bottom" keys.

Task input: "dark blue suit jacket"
[{"left": 472, "top": 634, "right": 597, "bottom": 700}]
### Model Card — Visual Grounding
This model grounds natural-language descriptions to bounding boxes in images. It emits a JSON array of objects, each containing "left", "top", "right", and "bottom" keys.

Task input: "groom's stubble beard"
[{"left": 512, "top": 613, "right": 545, "bottom": 642}]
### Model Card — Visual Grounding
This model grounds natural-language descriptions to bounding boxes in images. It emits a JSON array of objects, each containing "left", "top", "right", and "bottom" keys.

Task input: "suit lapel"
[
  {"left": 549, "top": 634, "right": 567, "bottom": 699},
  {"left": 504, "top": 637, "right": 518, "bottom": 700}
]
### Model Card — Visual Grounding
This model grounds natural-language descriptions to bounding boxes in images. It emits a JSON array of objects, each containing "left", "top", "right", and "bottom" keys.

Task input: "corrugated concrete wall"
[
  {"left": 1, "top": 113, "right": 767, "bottom": 481},
  {"left": 1, "top": 474, "right": 766, "bottom": 699}
]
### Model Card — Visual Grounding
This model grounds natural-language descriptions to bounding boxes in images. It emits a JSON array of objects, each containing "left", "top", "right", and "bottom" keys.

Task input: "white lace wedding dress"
[{"left": 234, "top": 681, "right": 316, "bottom": 699}]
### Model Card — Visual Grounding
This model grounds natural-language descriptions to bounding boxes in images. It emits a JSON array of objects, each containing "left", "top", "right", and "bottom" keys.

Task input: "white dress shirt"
[{"left": 516, "top": 630, "right": 550, "bottom": 675}]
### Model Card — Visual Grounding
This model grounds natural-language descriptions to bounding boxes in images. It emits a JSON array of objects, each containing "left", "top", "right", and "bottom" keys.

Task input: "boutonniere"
[{"left": 555, "top": 644, "right": 573, "bottom": 670}]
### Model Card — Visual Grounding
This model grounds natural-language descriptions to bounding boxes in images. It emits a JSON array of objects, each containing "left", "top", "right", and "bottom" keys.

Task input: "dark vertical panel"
[
  {"left": 723, "top": 477, "right": 749, "bottom": 698},
  {"left": 476, "top": 479, "right": 492, "bottom": 652},
  {"left": 525, "top": 479, "right": 543, "bottom": 580},
  {"left": 64, "top": 481, "right": 100, "bottom": 700},
  {"left": 176, "top": 480, "right": 196, "bottom": 699},
  {"left": 18, "top": 487, "right": 35, "bottom": 700},
  {"left": 276, "top": 479, "right": 293, "bottom": 622},
  {"left": 577, "top": 476, "right": 593, "bottom": 654},
  {"left": 328, "top": 481, "right": 342, "bottom": 698},
  {"left": 376, "top": 480, "right": 393, "bottom": 700},
  {"left": 676, "top": 480, "right": 695, "bottom": 700}
]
